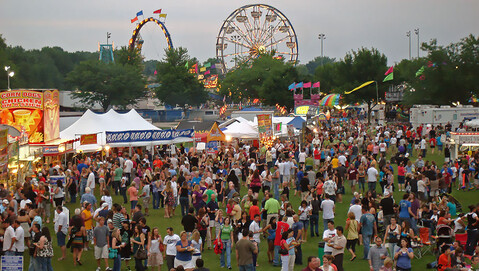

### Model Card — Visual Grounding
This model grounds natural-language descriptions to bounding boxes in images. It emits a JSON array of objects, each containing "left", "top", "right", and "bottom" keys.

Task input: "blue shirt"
[
  {"left": 292, "top": 221, "right": 303, "bottom": 240},
  {"left": 399, "top": 200, "right": 411, "bottom": 218},
  {"left": 436, "top": 136, "right": 443, "bottom": 146},
  {"left": 81, "top": 193, "right": 97, "bottom": 206},
  {"left": 286, "top": 237, "right": 295, "bottom": 255},
  {"left": 447, "top": 202, "right": 457, "bottom": 217},
  {"left": 175, "top": 240, "right": 192, "bottom": 261},
  {"left": 396, "top": 247, "right": 413, "bottom": 269},
  {"left": 360, "top": 213, "right": 375, "bottom": 236}
]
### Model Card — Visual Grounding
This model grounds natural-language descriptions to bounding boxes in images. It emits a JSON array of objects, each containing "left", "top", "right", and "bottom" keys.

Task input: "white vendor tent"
[
  {"left": 465, "top": 119, "right": 479, "bottom": 128},
  {"left": 61, "top": 109, "right": 179, "bottom": 152},
  {"left": 221, "top": 118, "right": 259, "bottom": 139}
]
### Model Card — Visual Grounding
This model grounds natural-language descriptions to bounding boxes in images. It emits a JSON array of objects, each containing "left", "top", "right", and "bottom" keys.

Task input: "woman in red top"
[
  {"left": 438, "top": 246, "right": 451, "bottom": 271},
  {"left": 249, "top": 170, "right": 262, "bottom": 199},
  {"left": 397, "top": 162, "right": 406, "bottom": 192},
  {"left": 437, "top": 211, "right": 453, "bottom": 226}
]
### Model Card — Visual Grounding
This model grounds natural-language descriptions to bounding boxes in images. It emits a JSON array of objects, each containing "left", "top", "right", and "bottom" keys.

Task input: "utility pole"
[
  {"left": 318, "top": 33, "right": 326, "bottom": 65},
  {"left": 414, "top": 28, "right": 420, "bottom": 58},
  {"left": 406, "top": 31, "right": 411, "bottom": 60}
]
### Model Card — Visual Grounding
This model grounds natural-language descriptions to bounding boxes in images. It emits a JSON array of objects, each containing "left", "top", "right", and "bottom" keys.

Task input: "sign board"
[
  {"left": 0, "top": 89, "right": 59, "bottom": 143},
  {"left": 49, "top": 175, "right": 66, "bottom": 185},
  {"left": 80, "top": 133, "right": 98, "bottom": 145},
  {"left": 294, "top": 105, "right": 319, "bottom": 116},
  {"left": 43, "top": 146, "right": 59, "bottom": 155},
  {"left": 106, "top": 129, "right": 194, "bottom": 143},
  {"left": 1, "top": 256, "right": 23, "bottom": 271},
  {"left": 207, "top": 122, "right": 225, "bottom": 142},
  {"left": 457, "top": 135, "right": 479, "bottom": 145}
]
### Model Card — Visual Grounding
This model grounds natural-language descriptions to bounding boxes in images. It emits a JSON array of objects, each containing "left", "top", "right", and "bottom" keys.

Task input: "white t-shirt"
[
  {"left": 14, "top": 226, "right": 24, "bottom": 252},
  {"left": 171, "top": 181, "right": 178, "bottom": 197},
  {"left": 390, "top": 137, "right": 397, "bottom": 145},
  {"left": 298, "top": 152, "right": 307, "bottom": 163},
  {"left": 420, "top": 139, "right": 427, "bottom": 149},
  {"left": 124, "top": 159, "right": 134, "bottom": 173},
  {"left": 278, "top": 162, "right": 285, "bottom": 175},
  {"left": 348, "top": 204, "right": 362, "bottom": 222},
  {"left": 417, "top": 180, "right": 426, "bottom": 192},
  {"left": 249, "top": 221, "right": 261, "bottom": 243},
  {"left": 298, "top": 206, "right": 312, "bottom": 221},
  {"left": 379, "top": 143, "right": 387, "bottom": 152},
  {"left": 338, "top": 155, "right": 347, "bottom": 166},
  {"left": 367, "top": 167, "right": 378, "bottom": 183},
  {"left": 323, "top": 229, "right": 337, "bottom": 253},
  {"left": 87, "top": 172, "right": 96, "bottom": 190},
  {"left": 283, "top": 161, "right": 293, "bottom": 176},
  {"left": 55, "top": 211, "right": 69, "bottom": 235},
  {"left": 320, "top": 199, "right": 335, "bottom": 220},
  {"left": 101, "top": 196, "right": 113, "bottom": 210},
  {"left": 163, "top": 234, "right": 181, "bottom": 256},
  {"left": 2, "top": 226, "right": 14, "bottom": 251}
]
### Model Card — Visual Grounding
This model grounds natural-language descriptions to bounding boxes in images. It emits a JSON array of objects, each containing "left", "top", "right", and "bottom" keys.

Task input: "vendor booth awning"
[
  {"left": 287, "top": 116, "right": 306, "bottom": 130},
  {"left": 221, "top": 120, "right": 259, "bottom": 139}
]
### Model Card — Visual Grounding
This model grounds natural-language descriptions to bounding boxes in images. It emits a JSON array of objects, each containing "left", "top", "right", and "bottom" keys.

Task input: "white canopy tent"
[
  {"left": 60, "top": 109, "right": 192, "bottom": 152},
  {"left": 465, "top": 119, "right": 479, "bottom": 128},
  {"left": 221, "top": 120, "right": 259, "bottom": 139}
]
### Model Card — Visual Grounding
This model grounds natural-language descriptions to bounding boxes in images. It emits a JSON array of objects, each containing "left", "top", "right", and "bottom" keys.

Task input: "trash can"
[{"left": 318, "top": 241, "right": 325, "bottom": 265}]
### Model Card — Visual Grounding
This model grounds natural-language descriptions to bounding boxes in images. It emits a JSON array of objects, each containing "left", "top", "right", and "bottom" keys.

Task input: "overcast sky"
[{"left": 1, "top": 0, "right": 478, "bottom": 66}]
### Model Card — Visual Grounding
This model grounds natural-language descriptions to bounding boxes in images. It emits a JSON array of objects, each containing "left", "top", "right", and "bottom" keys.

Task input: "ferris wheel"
[{"left": 216, "top": 4, "right": 299, "bottom": 73}]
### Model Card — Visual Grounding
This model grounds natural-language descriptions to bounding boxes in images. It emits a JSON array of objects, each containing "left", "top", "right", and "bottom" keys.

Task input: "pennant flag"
[
  {"left": 384, "top": 66, "right": 394, "bottom": 75},
  {"left": 195, "top": 63, "right": 198, "bottom": 73},
  {"left": 204, "top": 62, "right": 211, "bottom": 68},
  {"left": 136, "top": 10, "right": 143, "bottom": 17},
  {"left": 469, "top": 95, "right": 478, "bottom": 103},
  {"left": 154, "top": 70, "right": 157, "bottom": 75},
  {"left": 415, "top": 66, "right": 425, "bottom": 77},
  {"left": 153, "top": 9, "right": 162, "bottom": 14},
  {"left": 131, "top": 17, "right": 138, "bottom": 23},
  {"left": 205, "top": 70, "right": 211, "bottom": 75},
  {"left": 344, "top": 80, "right": 375, "bottom": 94},
  {"left": 295, "top": 82, "right": 304, "bottom": 89},
  {"left": 383, "top": 73, "right": 393, "bottom": 82},
  {"left": 303, "top": 82, "right": 312, "bottom": 88},
  {"left": 185, "top": 62, "right": 188, "bottom": 68},
  {"left": 312, "top": 82, "right": 320, "bottom": 88},
  {"left": 288, "top": 83, "right": 296, "bottom": 91},
  {"left": 159, "top": 14, "right": 167, "bottom": 18},
  {"left": 200, "top": 67, "right": 206, "bottom": 72},
  {"left": 211, "top": 64, "right": 216, "bottom": 69}
]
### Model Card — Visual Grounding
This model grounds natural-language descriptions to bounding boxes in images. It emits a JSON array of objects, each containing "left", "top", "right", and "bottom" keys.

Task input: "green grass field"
[{"left": 29, "top": 150, "right": 479, "bottom": 271}]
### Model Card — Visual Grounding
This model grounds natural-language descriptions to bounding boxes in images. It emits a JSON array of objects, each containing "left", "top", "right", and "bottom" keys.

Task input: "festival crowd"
[{"left": 1, "top": 121, "right": 479, "bottom": 271}]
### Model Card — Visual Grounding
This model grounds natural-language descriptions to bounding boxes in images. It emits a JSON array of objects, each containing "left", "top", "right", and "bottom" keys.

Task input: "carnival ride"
[
  {"left": 216, "top": 4, "right": 299, "bottom": 73},
  {"left": 128, "top": 17, "right": 173, "bottom": 52}
]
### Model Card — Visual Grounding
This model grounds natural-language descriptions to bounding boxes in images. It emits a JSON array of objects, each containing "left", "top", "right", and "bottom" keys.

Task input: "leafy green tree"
[
  {"left": 66, "top": 47, "right": 147, "bottom": 111},
  {"left": 220, "top": 54, "right": 298, "bottom": 108},
  {"left": 154, "top": 47, "right": 207, "bottom": 108}
]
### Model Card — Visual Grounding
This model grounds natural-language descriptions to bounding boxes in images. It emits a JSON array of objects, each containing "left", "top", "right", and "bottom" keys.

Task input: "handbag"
[
  {"left": 108, "top": 248, "right": 118, "bottom": 259},
  {"left": 159, "top": 243, "right": 165, "bottom": 253},
  {"left": 134, "top": 245, "right": 148, "bottom": 260},
  {"left": 279, "top": 240, "right": 288, "bottom": 255}
]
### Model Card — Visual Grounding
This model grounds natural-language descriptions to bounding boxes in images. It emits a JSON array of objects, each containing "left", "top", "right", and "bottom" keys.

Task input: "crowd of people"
[{"left": 1, "top": 121, "right": 479, "bottom": 271}]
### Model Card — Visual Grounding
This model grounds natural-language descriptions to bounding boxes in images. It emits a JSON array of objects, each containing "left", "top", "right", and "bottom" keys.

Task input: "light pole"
[
  {"left": 106, "top": 32, "right": 111, "bottom": 45},
  {"left": 414, "top": 28, "right": 420, "bottom": 58},
  {"left": 4, "top": 66, "right": 14, "bottom": 90},
  {"left": 406, "top": 31, "right": 411, "bottom": 60},
  {"left": 318, "top": 33, "right": 326, "bottom": 65}
]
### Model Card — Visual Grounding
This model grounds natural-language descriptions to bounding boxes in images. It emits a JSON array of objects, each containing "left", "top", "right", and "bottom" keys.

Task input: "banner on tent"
[{"left": 106, "top": 129, "right": 194, "bottom": 143}]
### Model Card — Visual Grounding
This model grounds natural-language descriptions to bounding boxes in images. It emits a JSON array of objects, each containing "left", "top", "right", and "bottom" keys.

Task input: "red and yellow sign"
[
  {"left": 207, "top": 122, "right": 225, "bottom": 142},
  {"left": 0, "top": 89, "right": 59, "bottom": 143},
  {"left": 80, "top": 134, "right": 98, "bottom": 145}
]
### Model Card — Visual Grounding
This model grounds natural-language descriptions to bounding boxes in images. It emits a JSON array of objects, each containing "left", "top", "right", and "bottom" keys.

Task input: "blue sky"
[{"left": 1, "top": 0, "right": 478, "bottom": 65}]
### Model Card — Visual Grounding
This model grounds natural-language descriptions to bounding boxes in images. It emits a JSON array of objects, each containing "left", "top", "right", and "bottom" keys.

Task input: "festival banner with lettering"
[
  {"left": 80, "top": 134, "right": 98, "bottom": 145},
  {"left": 106, "top": 129, "right": 194, "bottom": 143},
  {"left": 0, "top": 129, "right": 8, "bottom": 183}
]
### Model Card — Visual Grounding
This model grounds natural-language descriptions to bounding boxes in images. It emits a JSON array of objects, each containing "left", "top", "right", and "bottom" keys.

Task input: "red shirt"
[
  {"left": 249, "top": 205, "right": 260, "bottom": 221},
  {"left": 274, "top": 221, "right": 290, "bottom": 246},
  {"left": 313, "top": 149, "right": 320, "bottom": 160}
]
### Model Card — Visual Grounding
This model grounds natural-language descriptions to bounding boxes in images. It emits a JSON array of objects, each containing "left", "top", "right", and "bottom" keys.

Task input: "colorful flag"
[
  {"left": 200, "top": 67, "right": 206, "bottom": 72},
  {"left": 295, "top": 82, "right": 303, "bottom": 89},
  {"left": 312, "top": 82, "right": 320, "bottom": 88},
  {"left": 384, "top": 66, "right": 394, "bottom": 75},
  {"left": 204, "top": 62, "right": 211, "bottom": 68},
  {"left": 131, "top": 17, "right": 138, "bottom": 23},
  {"left": 303, "top": 82, "right": 312, "bottom": 88},
  {"left": 205, "top": 70, "right": 211, "bottom": 75},
  {"left": 185, "top": 62, "right": 188, "bottom": 68},
  {"left": 159, "top": 14, "right": 167, "bottom": 18},
  {"left": 136, "top": 10, "right": 143, "bottom": 17},
  {"left": 154, "top": 70, "right": 157, "bottom": 75},
  {"left": 288, "top": 83, "right": 296, "bottom": 91},
  {"left": 383, "top": 73, "right": 393, "bottom": 82},
  {"left": 415, "top": 66, "right": 425, "bottom": 77},
  {"left": 211, "top": 64, "right": 216, "bottom": 69},
  {"left": 153, "top": 9, "right": 162, "bottom": 14},
  {"left": 344, "top": 81, "right": 375, "bottom": 95}
]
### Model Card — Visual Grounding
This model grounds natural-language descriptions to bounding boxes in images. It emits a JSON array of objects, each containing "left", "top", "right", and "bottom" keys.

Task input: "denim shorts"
[{"left": 57, "top": 231, "right": 66, "bottom": 246}]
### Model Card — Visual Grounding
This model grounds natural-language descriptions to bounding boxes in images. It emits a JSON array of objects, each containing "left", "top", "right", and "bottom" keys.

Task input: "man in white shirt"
[
  {"left": 124, "top": 156, "right": 134, "bottom": 183},
  {"left": 2, "top": 219, "right": 15, "bottom": 255},
  {"left": 87, "top": 167, "right": 96, "bottom": 191},
  {"left": 348, "top": 199, "right": 362, "bottom": 222},
  {"left": 282, "top": 157, "right": 294, "bottom": 188},
  {"left": 320, "top": 194, "right": 335, "bottom": 232},
  {"left": 298, "top": 149, "right": 307, "bottom": 165},
  {"left": 55, "top": 206, "right": 69, "bottom": 260},
  {"left": 367, "top": 164, "right": 379, "bottom": 192},
  {"left": 338, "top": 154, "right": 347, "bottom": 167},
  {"left": 163, "top": 227, "right": 181, "bottom": 270},
  {"left": 249, "top": 215, "right": 262, "bottom": 250},
  {"left": 323, "top": 220, "right": 337, "bottom": 255},
  {"left": 12, "top": 220, "right": 24, "bottom": 256}
]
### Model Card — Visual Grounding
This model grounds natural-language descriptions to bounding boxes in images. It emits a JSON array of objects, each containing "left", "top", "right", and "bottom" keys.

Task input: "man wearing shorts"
[
  {"left": 93, "top": 217, "right": 111, "bottom": 271},
  {"left": 81, "top": 202, "right": 94, "bottom": 248},
  {"left": 55, "top": 206, "right": 68, "bottom": 261}
]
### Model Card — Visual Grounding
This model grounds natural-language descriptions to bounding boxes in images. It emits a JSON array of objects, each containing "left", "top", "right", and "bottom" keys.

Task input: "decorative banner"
[
  {"left": 207, "top": 122, "right": 225, "bottom": 142},
  {"left": 0, "top": 89, "right": 60, "bottom": 143},
  {"left": 106, "top": 129, "right": 194, "bottom": 143},
  {"left": 80, "top": 134, "right": 98, "bottom": 145},
  {"left": 295, "top": 105, "right": 319, "bottom": 116},
  {"left": 0, "top": 129, "right": 7, "bottom": 184},
  {"left": 257, "top": 114, "right": 273, "bottom": 141},
  {"left": 1, "top": 256, "right": 23, "bottom": 271},
  {"left": 204, "top": 75, "right": 218, "bottom": 89},
  {"left": 274, "top": 123, "right": 282, "bottom": 133},
  {"left": 344, "top": 81, "right": 375, "bottom": 95}
]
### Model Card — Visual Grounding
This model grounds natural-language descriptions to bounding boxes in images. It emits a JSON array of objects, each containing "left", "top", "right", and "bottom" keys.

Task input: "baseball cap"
[
  {"left": 107, "top": 219, "right": 113, "bottom": 224},
  {"left": 2, "top": 199, "right": 8, "bottom": 204}
]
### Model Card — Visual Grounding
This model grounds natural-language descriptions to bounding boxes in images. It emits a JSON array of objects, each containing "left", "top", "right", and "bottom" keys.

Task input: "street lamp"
[
  {"left": 406, "top": 31, "right": 411, "bottom": 60},
  {"left": 414, "top": 28, "right": 420, "bottom": 58},
  {"left": 4, "top": 66, "right": 14, "bottom": 90},
  {"left": 318, "top": 33, "right": 326, "bottom": 65}
]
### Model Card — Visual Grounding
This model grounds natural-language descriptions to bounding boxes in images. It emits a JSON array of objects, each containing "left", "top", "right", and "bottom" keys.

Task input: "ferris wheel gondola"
[{"left": 216, "top": 4, "right": 299, "bottom": 73}]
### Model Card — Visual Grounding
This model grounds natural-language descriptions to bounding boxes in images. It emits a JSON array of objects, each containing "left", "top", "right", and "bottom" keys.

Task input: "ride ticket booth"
[{"left": 449, "top": 132, "right": 479, "bottom": 160}]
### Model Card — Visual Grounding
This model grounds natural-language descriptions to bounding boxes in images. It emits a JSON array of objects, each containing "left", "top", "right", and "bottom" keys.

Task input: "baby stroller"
[{"left": 435, "top": 224, "right": 454, "bottom": 256}]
